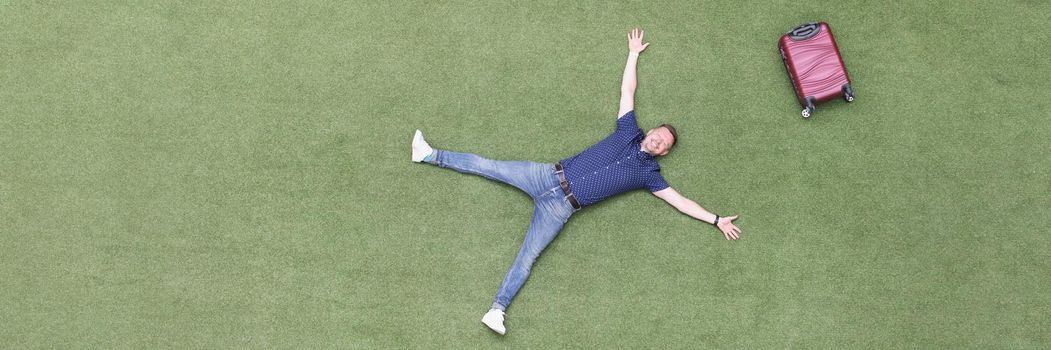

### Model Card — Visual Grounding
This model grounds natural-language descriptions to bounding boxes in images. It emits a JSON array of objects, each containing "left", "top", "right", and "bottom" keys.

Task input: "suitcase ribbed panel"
[{"left": 780, "top": 23, "right": 850, "bottom": 103}]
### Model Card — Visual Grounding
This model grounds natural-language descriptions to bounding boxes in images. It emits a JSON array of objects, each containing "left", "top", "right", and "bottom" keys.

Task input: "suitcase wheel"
[{"left": 801, "top": 97, "right": 816, "bottom": 119}]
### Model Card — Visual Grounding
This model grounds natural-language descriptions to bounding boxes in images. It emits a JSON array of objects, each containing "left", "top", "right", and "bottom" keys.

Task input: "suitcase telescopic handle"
[{"left": 788, "top": 22, "right": 820, "bottom": 40}]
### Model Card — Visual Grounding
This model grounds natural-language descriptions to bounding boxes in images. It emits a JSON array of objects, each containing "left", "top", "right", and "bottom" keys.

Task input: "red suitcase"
[{"left": 778, "top": 22, "right": 854, "bottom": 118}]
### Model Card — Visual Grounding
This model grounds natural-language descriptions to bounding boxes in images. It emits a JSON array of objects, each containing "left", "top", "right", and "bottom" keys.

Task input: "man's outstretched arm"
[
  {"left": 618, "top": 28, "right": 650, "bottom": 118},
  {"left": 653, "top": 187, "right": 743, "bottom": 240}
]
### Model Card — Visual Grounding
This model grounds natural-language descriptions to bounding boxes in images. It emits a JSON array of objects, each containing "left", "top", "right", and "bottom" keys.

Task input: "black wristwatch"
[{"left": 713, "top": 215, "right": 720, "bottom": 226}]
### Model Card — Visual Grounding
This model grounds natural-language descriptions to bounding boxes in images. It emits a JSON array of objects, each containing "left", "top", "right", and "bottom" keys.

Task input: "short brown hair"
[{"left": 658, "top": 123, "right": 678, "bottom": 146}]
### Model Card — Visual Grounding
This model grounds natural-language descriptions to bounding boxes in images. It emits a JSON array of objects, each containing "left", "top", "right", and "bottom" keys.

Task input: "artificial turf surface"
[{"left": 2, "top": 1, "right": 1049, "bottom": 348}]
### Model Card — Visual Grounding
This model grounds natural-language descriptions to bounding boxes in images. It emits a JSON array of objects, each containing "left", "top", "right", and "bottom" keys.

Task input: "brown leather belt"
[{"left": 554, "top": 162, "right": 581, "bottom": 210}]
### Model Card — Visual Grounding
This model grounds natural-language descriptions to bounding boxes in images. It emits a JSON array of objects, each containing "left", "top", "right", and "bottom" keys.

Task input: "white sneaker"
[
  {"left": 481, "top": 308, "right": 506, "bottom": 335},
  {"left": 411, "top": 129, "right": 434, "bottom": 163}
]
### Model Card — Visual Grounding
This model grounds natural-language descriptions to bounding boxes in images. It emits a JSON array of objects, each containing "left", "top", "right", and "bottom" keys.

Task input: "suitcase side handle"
[{"left": 787, "top": 22, "right": 820, "bottom": 41}]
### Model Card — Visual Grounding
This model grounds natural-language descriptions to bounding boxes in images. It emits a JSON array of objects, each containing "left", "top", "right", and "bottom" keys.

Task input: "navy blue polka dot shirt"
[{"left": 559, "top": 111, "right": 669, "bottom": 207}]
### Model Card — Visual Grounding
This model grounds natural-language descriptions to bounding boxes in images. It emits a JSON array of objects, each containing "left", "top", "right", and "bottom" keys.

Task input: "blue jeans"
[{"left": 432, "top": 150, "right": 576, "bottom": 311}]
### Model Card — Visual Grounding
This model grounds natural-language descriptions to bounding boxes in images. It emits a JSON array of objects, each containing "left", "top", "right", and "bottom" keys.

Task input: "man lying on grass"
[{"left": 411, "top": 28, "right": 742, "bottom": 335}]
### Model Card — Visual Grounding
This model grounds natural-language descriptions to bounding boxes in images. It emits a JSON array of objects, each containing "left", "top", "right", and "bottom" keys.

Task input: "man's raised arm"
[{"left": 618, "top": 28, "right": 650, "bottom": 118}]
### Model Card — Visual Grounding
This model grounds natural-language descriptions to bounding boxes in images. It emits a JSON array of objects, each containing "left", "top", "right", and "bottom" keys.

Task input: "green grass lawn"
[{"left": 2, "top": 0, "right": 1049, "bottom": 348}]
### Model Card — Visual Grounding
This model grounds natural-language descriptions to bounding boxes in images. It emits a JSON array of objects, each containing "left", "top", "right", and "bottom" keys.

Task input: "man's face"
[{"left": 642, "top": 127, "right": 675, "bottom": 156}]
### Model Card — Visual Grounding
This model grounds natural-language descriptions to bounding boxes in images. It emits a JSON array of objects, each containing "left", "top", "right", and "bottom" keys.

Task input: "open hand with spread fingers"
[
  {"left": 717, "top": 215, "right": 742, "bottom": 240},
  {"left": 628, "top": 27, "right": 649, "bottom": 53}
]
